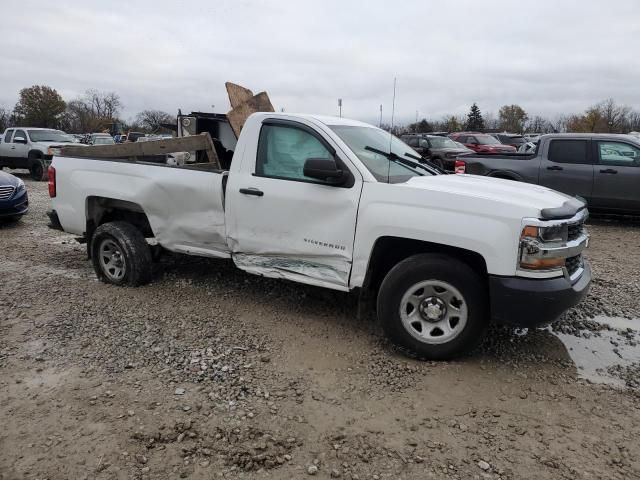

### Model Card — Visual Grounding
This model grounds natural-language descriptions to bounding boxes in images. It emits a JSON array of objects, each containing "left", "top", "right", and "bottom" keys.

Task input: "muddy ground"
[{"left": 1, "top": 175, "right": 639, "bottom": 480}]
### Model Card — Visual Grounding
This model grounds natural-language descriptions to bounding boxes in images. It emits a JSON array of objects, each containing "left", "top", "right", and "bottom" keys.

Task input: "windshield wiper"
[
  {"left": 364, "top": 146, "right": 425, "bottom": 175},
  {"left": 401, "top": 150, "right": 447, "bottom": 173},
  {"left": 364, "top": 146, "right": 442, "bottom": 175}
]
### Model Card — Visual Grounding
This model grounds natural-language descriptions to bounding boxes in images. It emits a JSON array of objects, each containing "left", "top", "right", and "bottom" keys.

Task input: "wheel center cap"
[{"left": 420, "top": 297, "right": 446, "bottom": 322}]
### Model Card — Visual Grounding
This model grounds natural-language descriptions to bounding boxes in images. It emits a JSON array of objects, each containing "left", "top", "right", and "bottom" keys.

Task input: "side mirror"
[
  {"left": 14, "top": 136, "right": 27, "bottom": 144},
  {"left": 303, "top": 158, "right": 345, "bottom": 184}
]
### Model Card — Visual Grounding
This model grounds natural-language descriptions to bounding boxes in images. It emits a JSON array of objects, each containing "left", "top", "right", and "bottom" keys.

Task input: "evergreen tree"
[{"left": 466, "top": 103, "right": 484, "bottom": 131}]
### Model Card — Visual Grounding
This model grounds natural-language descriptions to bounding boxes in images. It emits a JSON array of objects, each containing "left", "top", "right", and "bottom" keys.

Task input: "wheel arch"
[
  {"left": 27, "top": 149, "right": 44, "bottom": 159},
  {"left": 361, "top": 236, "right": 488, "bottom": 299},
  {"left": 85, "top": 196, "right": 154, "bottom": 257},
  {"left": 487, "top": 170, "right": 522, "bottom": 181}
]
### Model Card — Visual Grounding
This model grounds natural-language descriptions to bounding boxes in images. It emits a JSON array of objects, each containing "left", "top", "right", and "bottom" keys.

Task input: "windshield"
[
  {"left": 427, "top": 137, "right": 459, "bottom": 149},
  {"left": 330, "top": 125, "right": 434, "bottom": 183},
  {"left": 28, "top": 130, "right": 73, "bottom": 143},
  {"left": 92, "top": 136, "right": 114, "bottom": 145},
  {"left": 476, "top": 135, "right": 501, "bottom": 145}
]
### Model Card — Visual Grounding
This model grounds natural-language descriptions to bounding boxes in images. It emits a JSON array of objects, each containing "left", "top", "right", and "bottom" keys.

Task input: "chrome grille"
[
  {"left": 568, "top": 222, "right": 584, "bottom": 241},
  {"left": 0, "top": 185, "right": 16, "bottom": 200}
]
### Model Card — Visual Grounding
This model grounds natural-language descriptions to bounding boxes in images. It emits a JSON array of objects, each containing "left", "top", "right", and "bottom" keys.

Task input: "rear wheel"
[
  {"left": 91, "top": 221, "right": 152, "bottom": 286},
  {"left": 432, "top": 157, "right": 444, "bottom": 169},
  {"left": 28, "top": 155, "right": 47, "bottom": 181},
  {"left": 377, "top": 253, "right": 488, "bottom": 359}
]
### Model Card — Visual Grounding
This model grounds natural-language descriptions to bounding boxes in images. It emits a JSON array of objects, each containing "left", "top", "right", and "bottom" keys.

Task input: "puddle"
[{"left": 549, "top": 316, "right": 640, "bottom": 388}]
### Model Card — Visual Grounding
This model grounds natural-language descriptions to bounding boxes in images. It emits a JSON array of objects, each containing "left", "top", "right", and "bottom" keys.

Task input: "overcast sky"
[{"left": 1, "top": 0, "right": 639, "bottom": 125}]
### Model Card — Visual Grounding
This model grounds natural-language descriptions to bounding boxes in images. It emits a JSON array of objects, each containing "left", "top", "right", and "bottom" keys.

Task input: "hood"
[
  {"left": 404, "top": 174, "right": 576, "bottom": 218},
  {"left": 0, "top": 170, "right": 20, "bottom": 187}
]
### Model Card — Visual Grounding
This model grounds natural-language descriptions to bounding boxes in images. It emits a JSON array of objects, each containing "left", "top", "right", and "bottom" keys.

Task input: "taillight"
[
  {"left": 48, "top": 166, "right": 56, "bottom": 197},
  {"left": 454, "top": 160, "right": 466, "bottom": 174}
]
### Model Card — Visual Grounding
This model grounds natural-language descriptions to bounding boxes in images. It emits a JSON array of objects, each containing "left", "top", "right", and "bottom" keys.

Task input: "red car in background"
[{"left": 449, "top": 132, "right": 517, "bottom": 153}]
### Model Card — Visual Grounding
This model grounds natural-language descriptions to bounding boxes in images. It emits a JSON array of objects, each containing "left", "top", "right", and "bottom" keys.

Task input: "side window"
[
  {"left": 548, "top": 140, "right": 589, "bottom": 164},
  {"left": 408, "top": 137, "right": 419, "bottom": 147},
  {"left": 597, "top": 141, "right": 640, "bottom": 167},
  {"left": 13, "top": 129, "right": 27, "bottom": 143},
  {"left": 3, "top": 130, "right": 13, "bottom": 143},
  {"left": 456, "top": 136, "right": 467, "bottom": 143},
  {"left": 256, "top": 124, "right": 334, "bottom": 182},
  {"left": 467, "top": 136, "right": 477, "bottom": 144},
  {"left": 419, "top": 139, "right": 430, "bottom": 148}
]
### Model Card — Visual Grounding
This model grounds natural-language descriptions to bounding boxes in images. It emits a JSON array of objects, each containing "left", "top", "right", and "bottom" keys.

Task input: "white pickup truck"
[
  {"left": 0, "top": 127, "right": 77, "bottom": 180},
  {"left": 47, "top": 113, "right": 591, "bottom": 359}
]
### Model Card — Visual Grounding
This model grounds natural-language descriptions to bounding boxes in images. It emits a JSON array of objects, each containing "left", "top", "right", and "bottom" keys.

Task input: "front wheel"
[
  {"left": 91, "top": 221, "right": 152, "bottom": 286},
  {"left": 377, "top": 253, "right": 488, "bottom": 360}
]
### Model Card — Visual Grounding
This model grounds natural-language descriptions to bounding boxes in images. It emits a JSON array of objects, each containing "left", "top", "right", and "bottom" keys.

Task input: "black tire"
[
  {"left": 432, "top": 157, "right": 444, "bottom": 170},
  {"left": 91, "top": 221, "right": 152, "bottom": 287},
  {"left": 28, "top": 155, "right": 47, "bottom": 181},
  {"left": 377, "top": 253, "right": 488, "bottom": 360}
]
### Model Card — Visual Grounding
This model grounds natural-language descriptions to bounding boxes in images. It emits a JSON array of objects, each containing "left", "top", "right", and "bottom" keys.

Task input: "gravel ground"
[{"left": 1, "top": 175, "right": 639, "bottom": 480}]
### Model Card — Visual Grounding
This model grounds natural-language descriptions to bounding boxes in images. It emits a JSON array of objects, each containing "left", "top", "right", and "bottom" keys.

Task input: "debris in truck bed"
[
  {"left": 225, "top": 82, "right": 275, "bottom": 137},
  {"left": 54, "top": 132, "right": 221, "bottom": 169}
]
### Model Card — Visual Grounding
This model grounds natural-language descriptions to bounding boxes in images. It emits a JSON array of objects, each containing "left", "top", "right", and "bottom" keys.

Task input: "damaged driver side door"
[{"left": 227, "top": 119, "right": 362, "bottom": 291}]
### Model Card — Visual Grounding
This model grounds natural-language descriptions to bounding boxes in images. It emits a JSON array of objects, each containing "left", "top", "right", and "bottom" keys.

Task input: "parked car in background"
[
  {"left": 458, "top": 133, "right": 640, "bottom": 214},
  {"left": 449, "top": 132, "right": 517, "bottom": 153},
  {"left": 0, "top": 169, "right": 28, "bottom": 221},
  {"left": 492, "top": 133, "right": 527, "bottom": 150},
  {"left": 401, "top": 133, "right": 473, "bottom": 170},
  {"left": 86, "top": 133, "right": 115, "bottom": 145},
  {"left": 124, "top": 132, "right": 146, "bottom": 142},
  {"left": 518, "top": 141, "right": 538, "bottom": 153},
  {"left": 0, "top": 128, "right": 76, "bottom": 180}
]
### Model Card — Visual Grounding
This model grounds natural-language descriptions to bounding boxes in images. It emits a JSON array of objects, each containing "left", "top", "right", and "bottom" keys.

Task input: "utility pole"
[
  {"left": 379, "top": 104, "right": 383, "bottom": 128},
  {"left": 338, "top": 98, "right": 342, "bottom": 118},
  {"left": 415, "top": 110, "right": 419, "bottom": 132}
]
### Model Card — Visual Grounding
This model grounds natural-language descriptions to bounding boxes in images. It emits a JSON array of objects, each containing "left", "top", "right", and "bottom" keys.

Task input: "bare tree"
[
  {"left": 85, "top": 89, "right": 122, "bottom": 119},
  {"left": 135, "top": 110, "right": 174, "bottom": 133},
  {"left": 0, "top": 106, "right": 11, "bottom": 132},
  {"left": 483, "top": 111, "right": 500, "bottom": 130},
  {"left": 598, "top": 98, "right": 630, "bottom": 133},
  {"left": 60, "top": 89, "right": 123, "bottom": 133},
  {"left": 526, "top": 115, "right": 553, "bottom": 134}
]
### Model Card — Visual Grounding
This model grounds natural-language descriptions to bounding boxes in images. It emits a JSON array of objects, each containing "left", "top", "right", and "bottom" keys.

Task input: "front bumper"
[
  {"left": 489, "top": 260, "right": 591, "bottom": 328},
  {"left": 0, "top": 190, "right": 29, "bottom": 217}
]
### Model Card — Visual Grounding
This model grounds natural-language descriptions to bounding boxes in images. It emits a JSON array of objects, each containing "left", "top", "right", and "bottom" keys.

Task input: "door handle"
[
  {"left": 239, "top": 188, "right": 264, "bottom": 197},
  {"left": 599, "top": 168, "right": 617, "bottom": 174},
  {"left": 546, "top": 165, "right": 563, "bottom": 171}
]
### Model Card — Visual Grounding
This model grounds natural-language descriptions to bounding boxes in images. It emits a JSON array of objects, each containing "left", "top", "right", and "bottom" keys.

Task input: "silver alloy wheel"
[
  {"left": 399, "top": 280, "right": 468, "bottom": 345},
  {"left": 98, "top": 238, "right": 126, "bottom": 281}
]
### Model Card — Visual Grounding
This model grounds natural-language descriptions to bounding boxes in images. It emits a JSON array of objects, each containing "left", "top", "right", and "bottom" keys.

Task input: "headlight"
[
  {"left": 519, "top": 224, "right": 567, "bottom": 272},
  {"left": 16, "top": 179, "right": 26, "bottom": 192},
  {"left": 521, "top": 224, "right": 568, "bottom": 243}
]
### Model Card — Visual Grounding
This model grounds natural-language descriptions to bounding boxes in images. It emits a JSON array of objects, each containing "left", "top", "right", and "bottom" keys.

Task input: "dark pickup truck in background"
[{"left": 458, "top": 133, "right": 640, "bottom": 215}]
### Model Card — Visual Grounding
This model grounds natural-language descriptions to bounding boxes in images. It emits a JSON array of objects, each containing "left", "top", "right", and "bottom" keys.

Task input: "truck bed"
[{"left": 52, "top": 155, "right": 231, "bottom": 258}]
